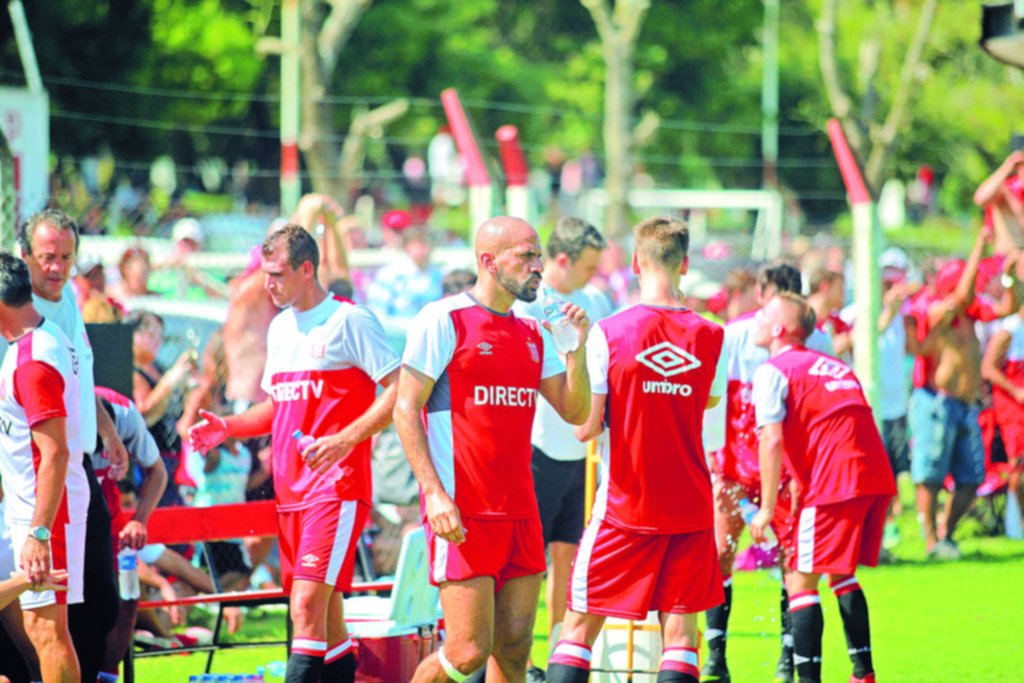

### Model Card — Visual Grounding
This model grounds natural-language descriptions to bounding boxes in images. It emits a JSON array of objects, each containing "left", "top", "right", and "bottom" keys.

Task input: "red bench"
[{"left": 126, "top": 501, "right": 391, "bottom": 682}]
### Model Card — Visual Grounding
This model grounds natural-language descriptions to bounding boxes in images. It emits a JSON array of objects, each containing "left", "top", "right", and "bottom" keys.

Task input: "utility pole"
[{"left": 761, "top": 0, "right": 779, "bottom": 188}]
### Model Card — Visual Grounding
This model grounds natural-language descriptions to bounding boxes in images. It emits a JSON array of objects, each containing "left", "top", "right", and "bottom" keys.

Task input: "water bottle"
[
  {"left": 292, "top": 430, "right": 315, "bottom": 459},
  {"left": 738, "top": 497, "right": 775, "bottom": 542},
  {"left": 117, "top": 548, "right": 141, "bottom": 600},
  {"left": 541, "top": 286, "right": 580, "bottom": 354}
]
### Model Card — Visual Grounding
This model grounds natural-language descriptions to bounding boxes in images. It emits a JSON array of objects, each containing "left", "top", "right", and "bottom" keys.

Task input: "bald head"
[{"left": 474, "top": 216, "right": 544, "bottom": 306}]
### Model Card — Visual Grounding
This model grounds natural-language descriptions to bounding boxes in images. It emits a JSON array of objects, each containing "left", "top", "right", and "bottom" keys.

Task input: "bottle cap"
[{"left": 292, "top": 429, "right": 303, "bottom": 439}]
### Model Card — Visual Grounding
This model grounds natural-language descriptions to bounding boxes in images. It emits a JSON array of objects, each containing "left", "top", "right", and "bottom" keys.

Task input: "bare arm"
[
  {"left": 538, "top": 304, "right": 592, "bottom": 425},
  {"left": 975, "top": 151, "right": 1024, "bottom": 207},
  {"left": 22, "top": 418, "right": 70, "bottom": 584},
  {"left": 574, "top": 392, "right": 607, "bottom": 442},
  {"left": 95, "top": 394, "right": 129, "bottom": 480},
  {"left": 224, "top": 400, "right": 275, "bottom": 440},
  {"left": 981, "top": 329, "right": 1022, "bottom": 399},
  {"left": 303, "top": 368, "right": 401, "bottom": 474},
  {"left": 393, "top": 365, "right": 465, "bottom": 544},
  {"left": 750, "top": 422, "right": 784, "bottom": 544}
]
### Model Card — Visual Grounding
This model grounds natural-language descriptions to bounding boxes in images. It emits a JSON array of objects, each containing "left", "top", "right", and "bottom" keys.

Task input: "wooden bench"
[{"left": 125, "top": 501, "right": 391, "bottom": 682}]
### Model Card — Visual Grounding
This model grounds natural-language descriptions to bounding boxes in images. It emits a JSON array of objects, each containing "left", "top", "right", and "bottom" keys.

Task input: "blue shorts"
[{"left": 909, "top": 388, "right": 986, "bottom": 487}]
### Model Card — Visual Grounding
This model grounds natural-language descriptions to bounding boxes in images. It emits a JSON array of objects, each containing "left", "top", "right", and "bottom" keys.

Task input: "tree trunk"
[
  {"left": 603, "top": 36, "right": 634, "bottom": 237},
  {"left": 298, "top": 0, "right": 345, "bottom": 199}
]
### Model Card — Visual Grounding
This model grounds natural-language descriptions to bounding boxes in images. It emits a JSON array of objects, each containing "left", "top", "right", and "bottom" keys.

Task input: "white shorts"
[
  {"left": 9, "top": 521, "right": 86, "bottom": 610},
  {"left": 0, "top": 504, "right": 14, "bottom": 580}
]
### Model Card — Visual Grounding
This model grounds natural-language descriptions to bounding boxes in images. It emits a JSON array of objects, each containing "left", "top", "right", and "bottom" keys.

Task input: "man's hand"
[
  {"left": 302, "top": 434, "right": 357, "bottom": 476},
  {"left": 424, "top": 490, "right": 466, "bottom": 545},
  {"left": 119, "top": 520, "right": 148, "bottom": 550},
  {"left": 14, "top": 568, "right": 68, "bottom": 593},
  {"left": 749, "top": 508, "right": 773, "bottom": 544},
  {"left": 20, "top": 538, "right": 50, "bottom": 587},
  {"left": 189, "top": 409, "right": 228, "bottom": 455}
]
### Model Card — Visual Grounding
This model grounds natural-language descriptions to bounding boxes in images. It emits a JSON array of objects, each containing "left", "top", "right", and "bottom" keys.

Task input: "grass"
[{"left": 138, "top": 484, "right": 1024, "bottom": 682}]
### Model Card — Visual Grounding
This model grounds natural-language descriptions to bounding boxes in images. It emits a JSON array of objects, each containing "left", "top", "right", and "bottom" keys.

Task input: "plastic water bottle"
[
  {"left": 292, "top": 429, "right": 315, "bottom": 459},
  {"left": 117, "top": 548, "right": 140, "bottom": 600},
  {"left": 541, "top": 286, "right": 579, "bottom": 354},
  {"left": 738, "top": 497, "right": 774, "bottom": 542}
]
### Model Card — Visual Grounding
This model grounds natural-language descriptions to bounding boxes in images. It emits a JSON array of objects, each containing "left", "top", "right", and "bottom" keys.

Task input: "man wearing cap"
[
  {"left": 148, "top": 217, "right": 230, "bottom": 301},
  {"left": 907, "top": 227, "right": 1018, "bottom": 559}
]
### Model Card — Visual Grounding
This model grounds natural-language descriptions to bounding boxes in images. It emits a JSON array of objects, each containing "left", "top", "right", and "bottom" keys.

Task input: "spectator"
[
  {"left": 148, "top": 218, "right": 230, "bottom": 301},
  {"left": 808, "top": 267, "right": 852, "bottom": 359},
  {"left": 441, "top": 269, "right": 477, "bottom": 297},
  {"left": 722, "top": 268, "right": 758, "bottom": 322},
  {"left": 974, "top": 148, "right": 1024, "bottom": 254},
  {"left": 366, "top": 226, "right": 444, "bottom": 319},
  {"left": 124, "top": 310, "right": 196, "bottom": 506},
  {"left": 74, "top": 257, "right": 123, "bottom": 323},
  {"left": 109, "top": 246, "right": 158, "bottom": 302}
]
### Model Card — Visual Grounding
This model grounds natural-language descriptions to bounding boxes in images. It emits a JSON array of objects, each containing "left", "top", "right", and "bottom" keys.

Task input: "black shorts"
[
  {"left": 531, "top": 446, "right": 586, "bottom": 545},
  {"left": 882, "top": 416, "right": 909, "bottom": 475}
]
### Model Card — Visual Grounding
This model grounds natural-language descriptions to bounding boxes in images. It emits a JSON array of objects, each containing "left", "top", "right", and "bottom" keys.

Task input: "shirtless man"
[{"left": 908, "top": 227, "right": 1019, "bottom": 559}]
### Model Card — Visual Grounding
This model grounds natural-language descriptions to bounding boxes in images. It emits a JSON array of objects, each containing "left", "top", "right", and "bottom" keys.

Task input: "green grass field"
[{"left": 138, "top": 487, "right": 1024, "bottom": 682}]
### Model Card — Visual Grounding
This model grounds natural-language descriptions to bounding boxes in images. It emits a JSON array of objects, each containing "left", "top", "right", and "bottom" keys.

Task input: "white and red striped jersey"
[
  {"left": 402, "top": 292, "right": 563, "bottom": 519},
  {"left": 752, "top": 347, "right": 896, "bottom": 506},
  {"left": 718, "top": 311, "right": 834, "bottom": 488},
  {"left": 587, "top": 305, "right": 726, "bottom": 534},
  {"left": 261, "top": 296, "right": 400, "bottom": 511},
  {"left": 0, "top": 319, "right": 89, "bottom": 526},
  {"left": 992, "top": 313, "right": 1024, "bottom": 425}
]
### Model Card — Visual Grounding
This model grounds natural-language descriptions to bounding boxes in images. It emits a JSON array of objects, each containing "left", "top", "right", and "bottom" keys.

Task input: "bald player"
[
  {"left": 394, "top": 216, "right": 592, "bottom": 683},
  {"left": 750, "top": 294, "right": 896, "bottom": 683}
]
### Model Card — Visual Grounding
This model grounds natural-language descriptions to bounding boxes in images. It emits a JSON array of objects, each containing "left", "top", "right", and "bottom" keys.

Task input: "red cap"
[{"left": 381, "top": 210, "right": 413, "bottom": 231}]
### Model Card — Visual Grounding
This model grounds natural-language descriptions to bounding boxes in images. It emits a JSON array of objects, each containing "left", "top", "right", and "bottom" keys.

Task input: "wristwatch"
[
  {"left": 1001, "top": 273, "right": 1017, "bottom": 288},
  {"left": 28, "top": 526, "right": 50, "bottom": 542}
]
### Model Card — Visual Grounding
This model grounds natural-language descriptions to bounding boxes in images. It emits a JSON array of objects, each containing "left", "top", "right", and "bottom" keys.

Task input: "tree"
[
  {"left": 580, "top": 0, "right": 651, "bottom": 236},
  {"left": 818, "top": 0, "right": 938, "bottom": 196}
]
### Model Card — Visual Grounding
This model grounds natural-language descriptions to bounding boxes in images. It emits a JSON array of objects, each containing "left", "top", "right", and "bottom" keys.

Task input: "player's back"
[
  {"left": 0, "top": 319, "right": 89, "bottom": 525},
  {"left": 592, "top": 304, "right": 724, "bottom": 534},
  {"left": 762, "top": 348, "right": 895, "bottom": 505}
]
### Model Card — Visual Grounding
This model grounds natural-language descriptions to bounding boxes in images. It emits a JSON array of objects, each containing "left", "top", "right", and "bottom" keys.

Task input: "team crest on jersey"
[
  {"left": 477, "top": 342, "right": 493, "bottom": 356},
  {"left": 309, "top": 343, "right": 326, "bottom": 359},
  {"left": 807, "top": 356, "right": 850, "bottom": 379},
  {"left": 526, "top": 341, "right": 540, "bottom": 363},
  {"left": 635, "top": 342, "right": 701, "bottom": 378}
]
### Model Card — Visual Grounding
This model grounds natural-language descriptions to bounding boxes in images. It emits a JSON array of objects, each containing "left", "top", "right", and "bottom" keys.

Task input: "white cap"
[
  {"left": 172, "top": 218, "right": 205, "bottom": 246},
  {"left": 683, "top": 268, "right": 722, "bottom": 300},
  {"left": 879, "top": 246, "right": 909, "bottom": 272}
]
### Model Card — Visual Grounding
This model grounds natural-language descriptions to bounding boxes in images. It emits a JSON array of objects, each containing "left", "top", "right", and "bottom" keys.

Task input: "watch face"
[{"left": 30, "top": 527, "right": 50, "bottom": 541}]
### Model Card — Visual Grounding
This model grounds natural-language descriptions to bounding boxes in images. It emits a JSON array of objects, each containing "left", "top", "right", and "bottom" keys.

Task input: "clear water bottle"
[
  {"left": 541, "top": 286, "right": 580, "bottom": 354},
  {"left": 738, "top": 497, "right": 774, "bottom": 542},
  {"left": 117, "top": 548, "right": 140, "bottom": 600},
  {"left": 292, "top": 429, "right": 315, "bottom": 459}
]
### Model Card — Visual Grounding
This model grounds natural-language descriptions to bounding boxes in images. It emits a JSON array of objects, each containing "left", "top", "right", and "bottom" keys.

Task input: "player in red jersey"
[
  {"left": 545, "top": 217, "right": 725, "bottom": 683},
  {"left": 189, "top": 224, "right": 400, "bottom": 683},
  {"left": 750, "top": 294, "right": 896, "bottom": 683},
  {"left": 394, "top": 216, "right": 591, "bottom": 683},
  {"left": 704, "top": 263, "right": 834, "bottom": 683}
]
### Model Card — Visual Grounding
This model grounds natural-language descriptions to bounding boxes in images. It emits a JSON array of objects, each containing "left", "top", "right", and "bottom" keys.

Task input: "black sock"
[
  {"left": 832, "top": 578, "right": 873, "bottom": 678},
  {"left": 780, "top": 585, "right": 794, "bottom": 663},
  {"left": 788, "top": 591, "right": 823, "bottom": 683},
  {"left": 547, "top": 640, "right": 592, "bottom": 683},
  {"left": 323, "top": 648, "right": 358, "bottom": 683},
  {"left": 704, "top": 575, "right": 732, "bottom": 664},
  {"left": 285, "top": 653, "right": 324, "bottom": 683},
  {"left": 656, "top": 671, "right": 698, "bottom": 682}
]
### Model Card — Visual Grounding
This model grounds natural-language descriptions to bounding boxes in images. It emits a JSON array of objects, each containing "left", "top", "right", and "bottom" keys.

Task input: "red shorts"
[
  {"left": 568, "top": 518, "right": 724, "bottom": 620},
  {"left": 791, "top": 495, "right": 890, "bottom": 575},
  {"left": 424, "top": 515, "right": 545, "bottom": 592},
  {"left": 278, "top": 499, "right": 370, "bottom": 593},
  {"left": 997, "top": 420, "right": 1024, "bottom": 467}
]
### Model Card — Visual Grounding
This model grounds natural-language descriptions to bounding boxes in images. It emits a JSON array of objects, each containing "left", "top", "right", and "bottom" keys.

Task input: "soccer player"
[
  {"left": 394, "top": 216, "right": 591, "bottom": 683},
  {"left": 749, "top": 293, "right": 896, "bottom": 683},
  {"left": 703, "top": 263, "right": 834, "bottom": 683},
  {"left": 189, "top": 224, "right": 400, "bottom": 683},
  {"left": 0, "top": 252, "right": 90, "bottom": 683},
  {"left": 545, "top": 216, "right": 726, "bottom": 683},
  {"left": 511, "top": 216, "right": 611, "bottom": 677}
]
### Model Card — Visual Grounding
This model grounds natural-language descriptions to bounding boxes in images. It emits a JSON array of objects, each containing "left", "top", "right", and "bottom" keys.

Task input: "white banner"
[{"left": 0, "top": 87, "right": 49, "bottom": 223}]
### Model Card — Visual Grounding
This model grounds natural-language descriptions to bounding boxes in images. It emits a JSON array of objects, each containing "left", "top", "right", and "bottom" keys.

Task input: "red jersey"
[
  {"left": 718, "top": 312, "right": 834, "bottom": 488},
  {"left": 261, "top": 296, "right": 399, "bottom": 511},
  {"left": 752, "top": 347, "right": 896, "bottom": 506},
  {"left": 587, "top": 305, "right": 726, "bottom": 534},
  {"left": 991, "top": 314, "right": 1024, "bottom": 426},
  {"left": 402, "top": 293, "right": 563, "bottom": 519}
]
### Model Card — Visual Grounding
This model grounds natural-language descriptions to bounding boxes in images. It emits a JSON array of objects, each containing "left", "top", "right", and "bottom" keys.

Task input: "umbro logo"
[
  {"left": 477, "top": 342, "right": 493, "bottom": 356},
  {"left": 635, "top": 342, "right": 701, "bottom": 378},
  {"left": 300, "top": 553, "right": 320, "bottom": 568}
]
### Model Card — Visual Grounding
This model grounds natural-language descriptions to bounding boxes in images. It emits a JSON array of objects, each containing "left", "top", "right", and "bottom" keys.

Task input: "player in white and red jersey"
[
  {"left": 394, "top": 216, "right": 591, "bottom": 683},
  {"left": 189, "top": 224, "right": 400, "bottom": 683},
  {"left": 0, "top": 252, "right": 88, "bottom": 683},
  {"left": 704, "top": 262, "right": 835, "bottom": 683},
  {"left": 981, "top": 305, "right": 1024, "bottom": 533},
  {"left": 545, "top": 216, "right": 724, "bottom": 683},
  {"left": 750, "top": 293, "right": 896, "bottom": 683}
]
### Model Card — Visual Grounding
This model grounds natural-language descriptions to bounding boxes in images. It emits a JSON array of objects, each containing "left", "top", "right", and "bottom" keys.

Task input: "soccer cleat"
[
  {"left": 773, "top": 647, "right": 795, "bottom": 683},
  {"left": 850, "top": 673, "right": 876, "bottom": 683},
  {"left": 699, "top": 658, "right": 730, "bottom": 682},
  {"left": 929, "top": 539, "right": 961, "bottom": 561}
]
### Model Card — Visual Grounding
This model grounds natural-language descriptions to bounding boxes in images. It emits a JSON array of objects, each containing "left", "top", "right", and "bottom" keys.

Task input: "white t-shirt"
[
  {"left": 33, "top": 283, "right": 98, "bottom": 455},
  {"left": 513, "top": 284, "right": 614, "bottom": 461}
]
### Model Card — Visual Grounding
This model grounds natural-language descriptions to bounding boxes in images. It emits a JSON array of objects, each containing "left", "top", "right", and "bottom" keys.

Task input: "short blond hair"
[
  {"left": 633, "top": 216, "right": 688, "bottom": 269},
  {"left": 776, "top": 291, "right": 817, "bottom": 340}
]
